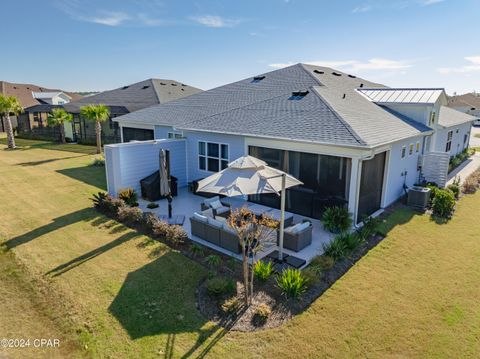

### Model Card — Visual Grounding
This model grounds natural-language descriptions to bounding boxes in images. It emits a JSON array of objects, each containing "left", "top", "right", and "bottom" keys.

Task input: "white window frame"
[
  {"left": 409, "top": 143, "right": 414, "bottom": 156},
  {"left": 429, "top": 111, "right": 436, "bottom": 126},
  {"left": 416, "top": 142, "right": 420, "bottom": 153},
  {"left": 198, "top": 140, "right": 229, "bottom": 173},
  {"left": 446, "top": 130, "right": 453, "bottom": 152},
  {"left": 401, "top": 145, "right": 406, "bottom": 159}
]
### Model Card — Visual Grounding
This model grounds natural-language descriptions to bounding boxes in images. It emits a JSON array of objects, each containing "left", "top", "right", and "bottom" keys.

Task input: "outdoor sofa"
[{"left": 278, "top": 219, "right": 313, "bottom": 252}]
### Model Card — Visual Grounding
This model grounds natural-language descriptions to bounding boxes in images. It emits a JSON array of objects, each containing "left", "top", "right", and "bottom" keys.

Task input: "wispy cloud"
[
  {"left": 189, "top": 15, "right": 242, "bottom": 28},
  {"left": 269, "top": 58, "right": 412, "bottom": 72},
  {"left": 56, "top": 0, "right": 166, "bottom": 27},
  {"left": 352, "top": 4, "right": 372, "bottom": 13},
  {"left": 421, "top": 0, "right": 445, "bottom": 5},
  {"left": 437, "top": 56, "right": 480, "bottom": 74}
]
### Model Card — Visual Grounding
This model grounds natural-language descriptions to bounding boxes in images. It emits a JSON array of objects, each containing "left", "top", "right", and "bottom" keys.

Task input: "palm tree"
[
  {"left": 80, "top": 104, "right": 110, "bottom": 154},
  {"left": 0, "top": 94, "right": 23, "bottom": 149},
  {"left": 47, "top": 108, "right": 73, "bottom": 144}
]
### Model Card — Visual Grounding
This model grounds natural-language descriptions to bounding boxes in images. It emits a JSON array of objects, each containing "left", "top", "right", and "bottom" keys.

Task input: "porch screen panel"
[
  {"left": 357, "top": 152, "right": 386, "bottom": 221},
  {"left": 122, "top": 127, "right": 154, "bottom": 142}
]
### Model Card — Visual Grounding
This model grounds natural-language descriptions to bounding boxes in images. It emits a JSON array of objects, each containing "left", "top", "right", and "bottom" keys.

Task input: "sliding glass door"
[
  {"left": 357, "top": 152, "right": 386, "bottom": 221},
  {"left": 249, "top": 146, "right": 350, "bottom": 219}
]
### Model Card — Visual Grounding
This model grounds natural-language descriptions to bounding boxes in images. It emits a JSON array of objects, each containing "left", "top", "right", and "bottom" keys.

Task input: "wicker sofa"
[
  {"left": 200, "top": 196, "right": 231, "bottom": 218},
  {"left": 190, "top": 210, "right": 241, "bottom": 254},
  {"left": 278, "top": 219, "right": 313, "bottom": 252}
]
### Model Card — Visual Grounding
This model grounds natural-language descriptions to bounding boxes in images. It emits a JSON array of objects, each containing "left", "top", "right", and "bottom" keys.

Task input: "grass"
[
  {"left": 2, "top": 135, "right": 480, "bottom": 358},
  {"left": 0, "top": 136, "right": 97, "bottom": 155}
]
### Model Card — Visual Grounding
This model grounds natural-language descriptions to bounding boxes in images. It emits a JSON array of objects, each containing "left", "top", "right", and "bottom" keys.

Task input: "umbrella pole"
[{"left": 278, "top": 173, "right": 286, "bottom": 262}]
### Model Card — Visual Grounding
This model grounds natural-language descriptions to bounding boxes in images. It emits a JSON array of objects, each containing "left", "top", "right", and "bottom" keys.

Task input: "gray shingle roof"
[
  {"left": 438, "top": 105, "right": 476, "bottom": 128},
  {"left": 114, "top": 64, "right": 432, "bottom": 147},
  {"left": 64, "top": 79, "right": 202, "bottom": 114}
]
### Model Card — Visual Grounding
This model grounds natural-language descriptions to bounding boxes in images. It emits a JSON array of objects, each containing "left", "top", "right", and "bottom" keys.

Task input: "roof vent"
[
  {"left": 252, "top": 75, "right": 266, "bottom": 83},
  {"left": 472, "top": 107, "right": 476, "bottom": 111},
  {"left": 181, "top": 84, "right": 187, "bottom": 87},
  {"left": 332, "top": 72, "right": 342, "bottom": 76},
  {"left": 160, "top": 82, "right": 166, "bottom": 85},
  {"left": 171, "top": 83, "right": 177, "bottom": 86},
  {"left": 290, "top": 90, "right": 309, "bottom": 100},
  {"left": 359, "top": 83, "right": 364, "bottom": 88},
  {"left": 348, "top": 74, "right": 356, "bottom": 78},
  {"left": 342, "top": 93, "right": 346, "bottom": 99},
  {"left": 142, "top": 85, "right": 150, "bottom": 89},
  {"left": 13, "top": 86, "right": 17, "bottom": 89},
  {"left": 313, "top": 69, "right": 324, "bottom": 74},
  {"left": 181, "top": 88, "right": 185, "bottom": 91},
  {"left": 122, "top": 86, "right": 129, "bottom": 90}
]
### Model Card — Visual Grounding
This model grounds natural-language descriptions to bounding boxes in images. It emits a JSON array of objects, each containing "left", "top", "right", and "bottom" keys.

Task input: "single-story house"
[
  {"left": 0, "top": 81, "right": 81, "bottom": 133},
  {"left": 105, "top": 63, "right": 476, "bottom": 225},
  {"left": 448, "top": 92, "right": 480, "bottom": 126},
  {"left": 63, "top": 79, "right": 202, "bottom": 144}
]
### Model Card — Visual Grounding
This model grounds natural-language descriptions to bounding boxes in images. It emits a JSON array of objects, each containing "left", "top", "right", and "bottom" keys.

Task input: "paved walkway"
[{"left": 447, "top": 152, "right": 480, "bottom": 185}]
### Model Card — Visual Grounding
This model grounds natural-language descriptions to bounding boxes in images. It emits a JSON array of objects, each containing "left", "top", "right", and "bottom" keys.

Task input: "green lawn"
[{"left": 1, "top": 136, "right": 480, "bottom": 358}]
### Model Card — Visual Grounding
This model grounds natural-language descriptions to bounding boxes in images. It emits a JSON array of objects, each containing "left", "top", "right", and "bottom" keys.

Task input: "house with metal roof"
[{"left": 106, "top": 63, "right": 476, "bottom": 225}]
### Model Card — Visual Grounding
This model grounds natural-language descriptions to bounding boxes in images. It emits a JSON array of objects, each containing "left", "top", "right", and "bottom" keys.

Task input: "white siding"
[
  {"left": 435, "top": 122, "right": 472, "bottom": 155},
  {"left": 382, "top": 135, "right": 424, "bottom": 207},
  {"left": 105, "top": 139, "right": 187, "bottom": 196}
]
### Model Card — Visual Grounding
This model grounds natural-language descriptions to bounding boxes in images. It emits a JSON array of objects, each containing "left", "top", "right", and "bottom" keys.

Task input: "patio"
[{"left": 137, "top": 187, "right": 334, "bottom": 267}]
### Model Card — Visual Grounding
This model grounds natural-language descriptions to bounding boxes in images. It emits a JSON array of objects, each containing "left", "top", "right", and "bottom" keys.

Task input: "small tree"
[
  {"left": 80, "top": 104, "right": 110, "bottom": 154},
  {"left": 227, "top": 208, "right": 277, "bottom": 306},
  {"left": 0, "top": 94, "right": 23, "bottom": 149},
  {"left": 47, "top": 108, "right": 73, "bottom": 143}
]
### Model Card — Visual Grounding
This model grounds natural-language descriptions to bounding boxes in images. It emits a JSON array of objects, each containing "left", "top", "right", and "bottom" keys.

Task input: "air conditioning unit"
[{"left": 407, "top": 186, "right": 431, "bottom": 210}]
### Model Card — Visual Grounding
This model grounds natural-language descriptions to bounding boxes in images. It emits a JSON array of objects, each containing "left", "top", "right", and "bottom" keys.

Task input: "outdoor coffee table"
[{"left": 158, "top": 215, "right": 185, "bottom": 225}]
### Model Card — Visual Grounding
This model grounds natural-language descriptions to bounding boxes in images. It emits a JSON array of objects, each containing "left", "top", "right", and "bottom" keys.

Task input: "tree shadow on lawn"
[
  {"left": 108, "top": 251, "right": 239, "bottom": 358},
  {"left": 3, "top": 208, "right": 100, "bottom": 250},
  {"left": 17, "top": 155, "right": 88, "bottom": 167},
  {"left": 56, "top": 166, "right": 107, "bottom": 190},
  {"left": 0, "top": 137, "right": 96, "bottom": 155}
]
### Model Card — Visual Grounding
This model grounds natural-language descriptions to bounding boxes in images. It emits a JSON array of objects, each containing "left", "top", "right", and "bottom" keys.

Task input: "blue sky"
[{"left": 1, "top": 0, "right": 479, "bottom": 94}]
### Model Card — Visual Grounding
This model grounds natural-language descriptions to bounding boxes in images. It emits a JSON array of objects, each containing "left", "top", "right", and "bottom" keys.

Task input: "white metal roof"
[{"left": 357, "top": 88, "right": 444, "bottom": 104}]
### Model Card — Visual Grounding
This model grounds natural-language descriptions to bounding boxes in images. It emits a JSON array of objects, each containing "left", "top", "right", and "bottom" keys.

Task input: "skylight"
[
  {"left": 252, "top": 75, "right": 266, "bottom": 83},
  {"left": 290, "top": 90, "right": 309, "bottom": 100}
]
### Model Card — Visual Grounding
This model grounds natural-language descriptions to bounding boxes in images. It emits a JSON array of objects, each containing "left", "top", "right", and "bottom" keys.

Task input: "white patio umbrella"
[
  {"left": 196, "top": 155, "right": 302, "bottom": 261},
  {"left": 159, "top": 149, "right": 172, "bottom": 217}
]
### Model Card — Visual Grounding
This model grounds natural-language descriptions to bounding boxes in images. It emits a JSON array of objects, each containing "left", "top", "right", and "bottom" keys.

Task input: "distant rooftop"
[
  {"left": 32, "top": 91, "right": 71, "bottom": 99},
  {"left": 357, "top": 88, "right": 444, "bottom": 104}
]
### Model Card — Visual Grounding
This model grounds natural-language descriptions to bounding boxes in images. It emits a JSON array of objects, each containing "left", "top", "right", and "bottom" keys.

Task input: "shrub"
[
  {"left": 205, "top": 254, "right": 222, "bottom": 267},
  {"left": 141, "top": 212, "right": 160, "bottom": 232},
  {"left": 340, "top": 232, "right": 365, "bottom": 252},
  {"left": 253, "top": 260, "right": 273, "bottom": 282},
  {"left": 447, "top": 184, "right": 460, "bottom": 199},
  {"left": 322, "top": 235, "right": 348, "bottom": 261},
  {"left": 117, "top": 206, "right": 143, "bottom": 225},
  {"left": 276, "top": 268, "right": 308, "bottom": 299},
  {"left": 190, "top": 243, "right": 204, "bottom": 257},
  {"left": 253, "top": 303, "right": 271, "bottom": 324},
  {"left": 358, "top": 215, "right": 381, "bottom": 240},
  {"left": 206, "top": 277, "right": 236, "bottom": 298},
  {"left": 302, "top": 266, "right": 322, "bottom": 285},
  {"left": 147, "top": 202, "right": 159, "bottom": 209},
  {"left": 426, "top": 183, "right": 439, "bottom": 205},
  {"left": 91, "top": 191, "right": 108, "bottom": 209},
  {"left": 462, "top": 177, "right": 478, "bottom": 194},
  {"left": 221, "top": 297, "right": 241, "bottom": 314},
  {"left": 322, "top": 206, "right": 352, "bottom": 233},
  {"left": 90, "top": 155, "right": 105, "bottom": 167},
  {"left": 151, "top": 220, "right": 169, "bottom": 237},
  {"left": 432, "top": 189, "right": 455, "bottom": 218},
  {"left": 309, "top": 255, "right": 335, "bottom": 271},
  {"left": 165, "top": 225, "right": 187, "bottom": 247},
  {"left": 118, "top": 188, "right": 139, "bottom": 207}
]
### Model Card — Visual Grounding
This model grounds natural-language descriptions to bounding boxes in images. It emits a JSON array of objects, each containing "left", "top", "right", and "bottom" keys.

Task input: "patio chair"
[
  {"left": 278, "top": 219, "right": 313, "bottom": 252},
  {"left": 200, "top": 196, "right": 231, "bottom": 218}
]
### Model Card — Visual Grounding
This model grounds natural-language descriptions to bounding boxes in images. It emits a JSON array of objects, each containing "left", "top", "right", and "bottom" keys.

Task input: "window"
[
  {"left": 198, "top": 141, "right": 229, "bottom": 172},
  {"left": 416, "top": 142, "right": 420, "bottom": 153},
  {"left": 401, "top": 146, "right": 406, "bottom": 158},
  {"left": 409, "top": 143, "right": 414, "bottom": 155},
  {"left": 429, "top": 111, "right": 436, "bottom": 126},
  {"left": 445, "top": 130, "right": 453, "bottom": 152},
  {"left": 464, "top": 133, "right": 469, "bottom": 145},
  {"left": 167, "top": 131, "right": 183, "bottom": 139}
]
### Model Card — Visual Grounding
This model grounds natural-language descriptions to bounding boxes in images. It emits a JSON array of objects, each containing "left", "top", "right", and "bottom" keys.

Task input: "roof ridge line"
[
  {"left": 150, "top": 79, "right": 162, "bottom": 104},
  {"left": 298, "top": 63, "right": 324, "bottom": 86},
  {"left": 310, "top": 87, "right": 366, "bottom": 146}
]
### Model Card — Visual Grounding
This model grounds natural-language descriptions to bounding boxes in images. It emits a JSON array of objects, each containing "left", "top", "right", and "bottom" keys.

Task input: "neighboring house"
[
  {"left": 448, "top": 92, "right": 480, "bottom": 126},
  {"left": 106, "top": 64, "right": 476, "bottom": 224},
  {"left": 63, "top": 79, "right": 202, "bottom": 144},
  {"left": 0, "top": 81, "right": 81, "bottom": 133}
]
